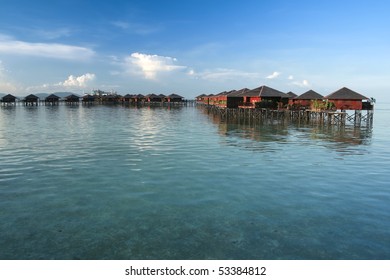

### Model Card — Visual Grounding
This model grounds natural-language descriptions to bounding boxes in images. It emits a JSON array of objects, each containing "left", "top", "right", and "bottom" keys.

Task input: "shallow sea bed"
[{"left": 0, "top": 104, "right": 389, "bottom": 259}]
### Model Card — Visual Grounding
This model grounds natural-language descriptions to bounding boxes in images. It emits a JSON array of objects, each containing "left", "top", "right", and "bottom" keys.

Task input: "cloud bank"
[
  {"left": 0, "top": 36, "right": 95, "bottom": 60},
  {"left": 25, "top": 73, "right": 96, "bottom": 93},
  {"left": 0, "top": 60, "right": 19, "bottom": 93},
  {"left": 191, "top": 68, "right": 260, "bottom": 82}
]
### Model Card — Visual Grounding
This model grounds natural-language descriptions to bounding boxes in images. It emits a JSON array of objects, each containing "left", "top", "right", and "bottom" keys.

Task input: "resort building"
[
  {"left": 23, "top": 94, "right": 39, "bottom": 106},
  {"left": 0, "top": 94, "right": 17, "bottom": 105},
  {"left": 195, "top": 94, "right": 206, "bottom": 102},
  {"left": 145, "top": 94, "right": 163, "bottom": 102},
  {"left": 134, "top": 94, "right": 145, "bottom": 103},
  {"left": 291, "top": 90, "right": 323, "bottom": 108},
  {"left": 65, "top": 94, "right": 80, "bottom": 104},
  {"left": 226, "top": 88, "right": 248, "bottom": 108},
  {"left": 82, "top": 94, "right": 95, "bottom": 104},
  {"left": 45, "top": 94, "right": 60, "bottom": 105},
  {"left": 285, "top": 91, "right": 298, "bottom": 99},
  {"left": 165, "top": 94, "right": 184, "bottom": 103},
  {"left": 324, "top": 87, "right": 372, "bottom": 110},
  {"left": 240, "top": 85, "right": 289, "bottom": 108}
]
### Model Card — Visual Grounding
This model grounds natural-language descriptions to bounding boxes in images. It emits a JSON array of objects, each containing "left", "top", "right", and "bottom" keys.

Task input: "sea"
[{"left": 0, "top": 103, "right": 389, "bottom": 260}]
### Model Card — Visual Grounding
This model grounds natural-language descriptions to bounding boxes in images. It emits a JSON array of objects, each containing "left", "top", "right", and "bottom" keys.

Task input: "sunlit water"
[{"left": 0, "top": 104, "right": 389, "bottom": 259}]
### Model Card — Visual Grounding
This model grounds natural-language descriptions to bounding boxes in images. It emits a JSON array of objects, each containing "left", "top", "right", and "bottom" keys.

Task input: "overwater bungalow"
[
  {"left": 133, "top": 94, "right": 145, "bottom": 103},
  {"left": 100, "top": 94, "right": 122, "bottom": 104},
  {"left": 206, "top": 92, "right": 221, "bottom": 106},
  {"left": 240, "top": 85, "right": 289, "bottom": 108},
  {"left": 291, "top": 90, "right": 323, "bottom": 108},
  {"left": 122, "top": 94, "right": 133, "bottom": 103},
  {"left": 324, "top": 87, "right": 372, "bottom": 110},
  {"left": 65, "top": 94, "right": 80, "bottom": 104},
  {"left": 82, "top": 94, "right": 95, "bottom": 104},
  {"left": 212, "top": 91, "right": 229, "bottom": 107},
  {"left": 195, "top": 94, "right": 206, "bottom": 102},
  {"left": 220, "top": 90, "right": 238, "bottom": 108},
  {"left": 213, "top": 88, "right": 248, "bottom": 108},
  {"left": 145, "top": 94, "right": 162, "bottom": 102},
  {"left": 1, "top": 94, "right": 17, "bottom": 105},
  {"left": 286, "top": 91, "right": 298, "bottom": 99},
  {"left": 165, "top": 94, "right": 184, "bottom": 103},
  {"left": 228, "top": 88, "right": 248, "bottom": 108},
  {"left": 204, "top": 93, "right": 213, "bottom": 105},
  {"left": 23, "top": 94, "right": 39, "bottom": 106},
  {"left": 45, "top": 94, "right": 60, "bottom": 105}
]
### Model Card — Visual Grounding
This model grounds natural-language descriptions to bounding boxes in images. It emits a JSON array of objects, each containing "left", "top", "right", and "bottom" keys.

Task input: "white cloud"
[
  {"left": 292, "top": 79, "right": 311, "bottom": 88},
  {"left": 193, "top": 68, "right": 260, "bottom": 82},
  {"left": 288, "top": 75, "right": 294, "bottom": 80},
  {"left": 59, "top": 73, "right": 96, "bottom": 87},
  {"left": 266, "top": 71, "right": 281, "bottom": 79},
  {"left": 126, "top": 52, "right": 187, "bottom": 79},
  {"left": 187, "top": 69, "right": 195, "bottom": 76},
  {"left": 0, "top": 36, "right": 95, "bottom": 60}
]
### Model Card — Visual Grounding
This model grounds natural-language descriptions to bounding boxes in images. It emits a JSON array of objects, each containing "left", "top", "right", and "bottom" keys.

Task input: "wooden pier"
[{"left": 199, "top": 105, "right": 374, "bottom": 127}]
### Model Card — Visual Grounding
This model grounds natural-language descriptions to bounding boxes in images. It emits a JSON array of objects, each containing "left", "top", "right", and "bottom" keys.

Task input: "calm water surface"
[{"left": 0, "top": 104, "right": 389, "bottom": 259}]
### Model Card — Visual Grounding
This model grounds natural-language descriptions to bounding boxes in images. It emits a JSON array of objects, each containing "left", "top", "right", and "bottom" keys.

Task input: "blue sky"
[{"left": 0, "top": 0, "right": 389, "bottom": 99}]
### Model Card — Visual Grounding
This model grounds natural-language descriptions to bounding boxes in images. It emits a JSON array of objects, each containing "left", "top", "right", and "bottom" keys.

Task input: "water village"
[
  {"left": 196, "top": 86, "right": 374, "bottom": 127},
  {"left": 1, "top": 86, "right": 375, "bottom": 127}
]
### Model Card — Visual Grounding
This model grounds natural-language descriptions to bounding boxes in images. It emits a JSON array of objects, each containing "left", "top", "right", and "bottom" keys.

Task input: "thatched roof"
[
  {"left": 245, "top": 85, "right": 289, "bottom": 98},
  {"left": 294, "top": 90, "right": 323, "bottom": 100},
  {"left": 324, "top": 87, "right": 368, "bottom": 100}
]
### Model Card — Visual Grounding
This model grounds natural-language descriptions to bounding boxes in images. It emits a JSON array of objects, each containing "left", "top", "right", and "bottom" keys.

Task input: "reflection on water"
[{"left": 200, "top": 107, "right": 373, "bottom": 155}]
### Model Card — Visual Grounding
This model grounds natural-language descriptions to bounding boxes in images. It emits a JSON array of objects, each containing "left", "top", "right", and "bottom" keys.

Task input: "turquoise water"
[{"left": 0, "top": 104, "right": 389, "bottom": 259}]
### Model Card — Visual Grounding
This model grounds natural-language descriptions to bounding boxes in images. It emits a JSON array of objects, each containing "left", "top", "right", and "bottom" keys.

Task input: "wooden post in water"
[{"left": 354, "top": 110, "right": 362, "bottom": 126}]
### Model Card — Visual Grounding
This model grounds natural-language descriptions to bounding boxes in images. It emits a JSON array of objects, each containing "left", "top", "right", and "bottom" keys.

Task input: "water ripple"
[{"left": 0, "top": 105, "right": 389, "bottom": 259}]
